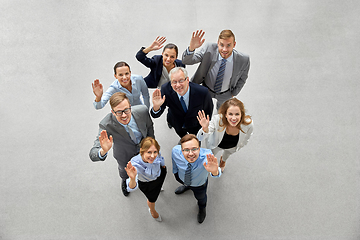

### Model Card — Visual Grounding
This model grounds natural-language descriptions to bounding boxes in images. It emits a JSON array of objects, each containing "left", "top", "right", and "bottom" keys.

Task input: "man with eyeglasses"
[
  {"left": 172, "top": 134, "right": 221, "bottom": 223},
  {"left": 151, "top": 67, "right": 213, "bottom": 138},
  {"left": 89, "top": 92, "right": 154, "bottom": 197}
]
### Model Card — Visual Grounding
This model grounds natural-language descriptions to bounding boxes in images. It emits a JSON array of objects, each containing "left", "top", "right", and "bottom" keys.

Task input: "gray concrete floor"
[{"left": 1, "top": 1, "right": 359, "bottom": 239}]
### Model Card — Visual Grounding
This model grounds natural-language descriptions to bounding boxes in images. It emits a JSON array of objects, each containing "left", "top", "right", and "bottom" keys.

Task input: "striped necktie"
[
  {"left": 184, "top": 163, "right": 192, "bottom": 186},
  {"left": 214, "top": 58, "right": 227, "bottom": 93}
]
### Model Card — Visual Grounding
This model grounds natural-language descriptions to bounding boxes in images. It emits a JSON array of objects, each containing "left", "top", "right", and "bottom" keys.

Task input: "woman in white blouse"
[
  {"left": 197, "top": 98, "right": 253, "bottom": 172},
  {"left": 125, "top": 137, "right": 166, "bottom": 222}
]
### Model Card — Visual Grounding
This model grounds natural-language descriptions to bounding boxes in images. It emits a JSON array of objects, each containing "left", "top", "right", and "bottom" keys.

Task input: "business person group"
[{"left": 89, "top": 29, "right": 253, "bottom": 224}]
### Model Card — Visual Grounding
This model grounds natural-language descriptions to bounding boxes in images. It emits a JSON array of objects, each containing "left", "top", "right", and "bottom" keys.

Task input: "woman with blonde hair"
[
  {"left": 125, "top": 137, "right": 166, "bottom": 222},
  {"left": 197, "top": 98, "right": 253, "bottom": 172}
]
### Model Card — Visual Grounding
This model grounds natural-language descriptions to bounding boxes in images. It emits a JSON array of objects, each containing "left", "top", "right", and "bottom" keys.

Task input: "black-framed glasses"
[
  {"left": 182, "top": 147, "right": 199, "bottom": 153},
  {"left": 112, "top": 107, "right": 131, "bottom": 116},
  {"left": 171, "top": 78, "right": 187, "bottom": 85}
]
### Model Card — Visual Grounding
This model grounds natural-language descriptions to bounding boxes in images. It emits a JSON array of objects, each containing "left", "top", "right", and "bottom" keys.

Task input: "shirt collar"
[
  {"left": 176, "top": 85, "right": 190, "bottom": 101},
  {"left": 218, "top": 52, "right": 234, "bottom": 63}
]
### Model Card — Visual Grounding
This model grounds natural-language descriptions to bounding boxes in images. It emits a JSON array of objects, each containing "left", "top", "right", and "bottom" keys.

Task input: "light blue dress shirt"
[
  {"left": 126, "top": 153, "right": 165, "bottom": 192},
  {"left": 93, "top": 75, "right": 150, "bottom": 109},
  {"left": 176, "top": 87, "right": 190, "bottom": 109},
  {"left": 172, "top": 145, "right": 221, "bottom": 187}
]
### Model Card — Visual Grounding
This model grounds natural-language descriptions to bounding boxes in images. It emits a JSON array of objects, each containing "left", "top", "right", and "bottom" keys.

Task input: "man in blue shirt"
[{"left": 172, "top": 134, "right": 221, "bottom": 223}]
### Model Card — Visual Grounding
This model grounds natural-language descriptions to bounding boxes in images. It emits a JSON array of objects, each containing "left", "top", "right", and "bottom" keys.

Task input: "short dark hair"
[
  {"left": 163, "top": 43, "right": 179, "bottom": 57},
  {"left": 114, "top": 61, "right": 131, "bottom": 74},
  {"left": 180, "top": 134, "right": 200, "bottom": 147}
]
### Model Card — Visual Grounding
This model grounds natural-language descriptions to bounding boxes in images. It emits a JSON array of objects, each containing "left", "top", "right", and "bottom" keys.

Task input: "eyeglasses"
[
  {"left": 182, "top": 147, "right": 199, "bottom": 153},
  {"left": 112, "top": 107, "right": 131, "bottom": 116},
  {"left": 171, "top": 78, "right": 187, "bottom": 85}
]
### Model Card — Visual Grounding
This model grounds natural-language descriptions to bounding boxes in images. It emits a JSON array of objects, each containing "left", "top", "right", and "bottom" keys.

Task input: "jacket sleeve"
[
  {"left": 136, "top": 47, "right": 156, "bottom": 68},
  {"left": 139, "top": 77, "right": 150, "bottom": 109},
  {"left": 89, "top": 123, "right": 108, "bottom": 162},
  {"left": 181, "top": 44, "right": 209, "bottom": 65},
  {"left": 240, "top": 120, "right": 254, "bottom": 148},
  {"left": 231, "top": 57, "right": 250, "bottom": 96}
]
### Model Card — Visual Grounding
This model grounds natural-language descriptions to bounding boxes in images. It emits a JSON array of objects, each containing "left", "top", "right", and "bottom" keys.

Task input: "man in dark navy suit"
[{"left": 151, "top": 67, "right": 213, "bottom": 138}]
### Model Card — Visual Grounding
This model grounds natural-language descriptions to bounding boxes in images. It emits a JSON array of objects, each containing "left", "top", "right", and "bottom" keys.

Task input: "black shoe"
[
  {"left": 174, "top": 185, "right": 190, "bottom": 194},
  {"left": 121, "top": 179, "right": 129, "bottom": 197},
  {"left": 167, "top": 122, "right": 172, "bottom": 129},
  {"left": 197, "top": 208, "right": 206, "bottom": 223}
]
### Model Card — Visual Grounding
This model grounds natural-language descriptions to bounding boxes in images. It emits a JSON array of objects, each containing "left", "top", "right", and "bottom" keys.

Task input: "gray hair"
[{"left": 169, "top": 67, "right": 188, "bottom": 80}]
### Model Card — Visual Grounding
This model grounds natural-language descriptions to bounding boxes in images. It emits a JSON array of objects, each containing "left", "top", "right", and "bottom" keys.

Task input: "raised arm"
[
  {"left": 125, "top": 161, "right": 138, "bottom": 189},
  {"left": 203, "top": 154, "right": 219, "bottom": 176},
  {"left": 189, "top": 30, "right": 205, "bottom": 52},
  {"left": 197, "top": 110, "right": 210, "bottom": 133},
  {"left": 151, "top": 88, "right": 166, "bottom": 112},
  {"left": 142, "top": 36, "right": 167, "bottom": 54},
  {"left": 92, "top": 79, "right": 103, "bottom": 103}
]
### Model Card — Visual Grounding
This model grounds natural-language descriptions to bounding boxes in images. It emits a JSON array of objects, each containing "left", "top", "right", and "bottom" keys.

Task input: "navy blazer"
[
  {"left": 136, "top": 47, "right": 185, "bottom": 88},
  {"left": 151, "top": 82, "right": 213, "bottom": 132}
]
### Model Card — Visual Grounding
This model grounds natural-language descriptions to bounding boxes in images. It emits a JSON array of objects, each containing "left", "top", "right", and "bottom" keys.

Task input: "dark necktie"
[
  {"left": 180, "top": 96, "right": 187, "bottom": 113},
  {"left": 184, "top": 163, "right": 192, "bottom": 186},
  {"left": 214, "top": 58, "right": 227, "bottom": 93}
]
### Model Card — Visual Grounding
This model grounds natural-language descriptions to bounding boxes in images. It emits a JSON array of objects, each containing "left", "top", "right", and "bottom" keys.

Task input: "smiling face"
[
  {"left": 170, "top": 70, "right": 189, "bottom": 96},
  {"left": 181, "top": 139, "right": 200, "bottom": 163},
  {"left": 114, "top": 66, "right": 131, "bottom": 88},
  {"left": 141, "top": 145, "right": 158, "bottom": 164},
  {"left": 162, "top": 48, "right": 177, "bottom": 68},
  {"left": 111, "top": 99, "right": 131, "bottom": 125},
  {"left": 225, "top": 105, "right": 241, "bottom": 127},
  {"left": 217, "top": 37, "right": 236, "bottom": 59}
]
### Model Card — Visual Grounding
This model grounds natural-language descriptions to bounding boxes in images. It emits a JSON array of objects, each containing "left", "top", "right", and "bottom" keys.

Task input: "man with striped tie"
[
  {"left": 182, "top": 29, "right": 250, "bottom": 109},
  {"left": 172, "top": 134, "right": 221, "bottom": 223}
]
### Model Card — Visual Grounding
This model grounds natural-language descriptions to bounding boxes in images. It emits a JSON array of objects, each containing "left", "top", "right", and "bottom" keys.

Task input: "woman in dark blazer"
[{"left": 136, "top": 36, "right": 185, "bottom": 88}]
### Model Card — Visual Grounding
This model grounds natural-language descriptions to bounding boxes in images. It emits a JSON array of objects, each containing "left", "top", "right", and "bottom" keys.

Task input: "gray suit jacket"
[
  {"left": 89, "top": 105, "right": 154, "bottom": 179},
  {"left": 182, "top": 43, "right": 250, "bottom": 96}
]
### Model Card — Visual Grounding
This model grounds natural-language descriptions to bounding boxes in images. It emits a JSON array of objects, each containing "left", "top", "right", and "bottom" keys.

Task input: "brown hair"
[
  {"left": 140, "top": 137, "right": 160, "bottom": 156},
  {"left": 163, "top": 43, "right": 179, "bottom": 57},
  {"left": 180, "top": 134, "right": 200, "bottom": 147},
  {"left": 218, "top": 29, "right": 235, "bottom": 42},
  {"left": 218, "top": 98, "right": 252, "bottom": 133},
  {"left": 114, "top": 61, "right": 131, "bottom": 74},
  {"left": 109, "top": 92, "right": 130, "bottom": 109}
]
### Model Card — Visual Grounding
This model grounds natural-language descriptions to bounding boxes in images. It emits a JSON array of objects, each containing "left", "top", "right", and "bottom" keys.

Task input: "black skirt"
[{"left": 138, "top": 166, "right": 167, "bottom": 203}]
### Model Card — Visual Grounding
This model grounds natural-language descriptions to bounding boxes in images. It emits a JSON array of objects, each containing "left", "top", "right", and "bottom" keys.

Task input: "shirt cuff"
[
  {"left": 126, "top": 175, "right": 138, "bottom": 192},
  {"left": 186, "top": 47, "right": 195, "bottom": 55},
  {"left": 98, "top": 150, "right": 107, "bottom": 160},
  {"left": 210, "top": 167, "right": 222, "bottom": 178}
]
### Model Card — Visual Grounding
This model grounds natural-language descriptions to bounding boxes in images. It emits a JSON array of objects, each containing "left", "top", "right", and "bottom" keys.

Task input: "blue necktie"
[
  {"left": 214, "top": 58, "right": 227, "bottom": 93},
  {"left": 180, "top": 96, "right": 187, "bottom": 113},
  {"left": 184, "top": 163, "right": 192, "bottom": 186}
]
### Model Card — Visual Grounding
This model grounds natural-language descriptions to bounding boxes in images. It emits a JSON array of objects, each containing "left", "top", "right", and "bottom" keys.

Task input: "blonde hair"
[
  {"left": 218, "top": 98, "right": 252, "bottom": 133},
  {"left": 139, "top": 137, "right": 160, "bottom": 156}
]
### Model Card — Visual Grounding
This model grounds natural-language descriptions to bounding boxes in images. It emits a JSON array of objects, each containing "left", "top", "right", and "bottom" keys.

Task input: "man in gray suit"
[
  {"left": 182, "top": 29, "right": 250, "bottom": 109},
  {"left": 89, "top": 92, "right": 154, "bottom": 196}
]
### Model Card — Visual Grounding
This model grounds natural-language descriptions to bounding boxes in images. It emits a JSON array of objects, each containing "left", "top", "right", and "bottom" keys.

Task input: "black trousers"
[{"left": 174, "top": 173, "right": 208, "bottom": 209}]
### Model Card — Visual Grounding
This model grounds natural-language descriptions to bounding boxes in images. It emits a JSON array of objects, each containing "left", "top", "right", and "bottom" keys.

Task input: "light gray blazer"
[
  {"left": 182, "top": 43, "right": 250, "bottom": 96},
  {"left": 89, "top": 105, "right": 154, "bottom": 179},
  {"left": 197, "top": 114, "right": 253, "bottom": 151}
]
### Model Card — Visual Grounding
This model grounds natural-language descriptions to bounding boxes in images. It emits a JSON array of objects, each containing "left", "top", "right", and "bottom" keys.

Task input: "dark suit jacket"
[
  {"left": 136, "top": 47, "right": 185, "bottom": 88},
  {"left": 89, "top": 105, "right": 154, "bottom": 179},
  {"left": 182, "top": 43, "right": 250, "bottom": 96},
  {"left": 151, "top": 82, "right": 213, "bottom": 133}
]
